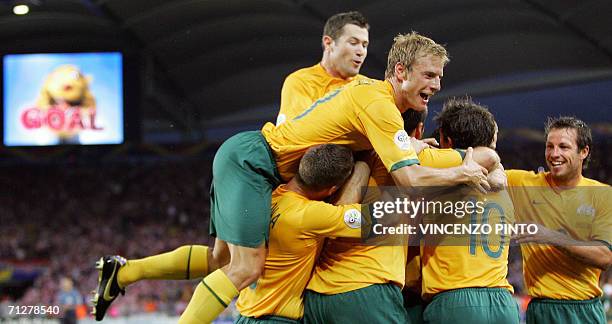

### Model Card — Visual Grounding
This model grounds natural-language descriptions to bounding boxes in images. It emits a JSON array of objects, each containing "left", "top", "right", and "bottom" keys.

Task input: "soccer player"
[
  {"left": 418, "top": 98, "right": 519, "bottom": 324},
  {"left": 508, "top": 117, "right": 611, "bottom": 324},
  {"left": 276, "top": 11, "right": 369, "bottom": 125},
  {"left": 236, "top": 144, "right": 372, "bottom": 323},
  {"left": 403, "top": 112, "right": 503, "bottom": 324}
]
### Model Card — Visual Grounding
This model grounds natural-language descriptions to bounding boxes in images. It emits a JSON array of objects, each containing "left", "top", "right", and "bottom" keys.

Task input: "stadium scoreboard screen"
[{"left": 2, "top": 52, "right": 124, "bottom": 146}]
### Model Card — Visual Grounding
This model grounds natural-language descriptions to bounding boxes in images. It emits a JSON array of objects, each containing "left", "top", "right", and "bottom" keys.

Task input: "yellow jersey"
[
  {"left": 277, "top": 63, "right": 366, "bottom": 125},
  {"left": 506, "top": 170, "right": 611, "bottom": 300},
  {"left": 262, "top": 79, "right": 419, "bottom": 182},
  {"left": 306, "top": 148, "right": 465, "bottom": 295},
  {"left": 420, "top": 188, "right": 515, "bottom": 300},
  {"left": 236, "top": 185, "right": 369, "bottom": 319}
]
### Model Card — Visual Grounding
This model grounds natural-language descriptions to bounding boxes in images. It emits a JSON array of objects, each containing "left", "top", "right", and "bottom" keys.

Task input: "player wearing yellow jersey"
[
  {"left": 276, "top": 11, "right": 369, "bottom": 125},
  {"left": 236, "top": 144, "right": 371, "bottom": 323},
  {"left": 419, "top": 98, "right": 519, "bottom": 324},
  {"left": 508, "top": 117, "right": 611, "bottom": 324}
]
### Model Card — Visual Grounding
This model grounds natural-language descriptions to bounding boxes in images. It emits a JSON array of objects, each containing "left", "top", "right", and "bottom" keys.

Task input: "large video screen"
[{"left": 3, "top": 52, "right": 123, "bottom": 146}]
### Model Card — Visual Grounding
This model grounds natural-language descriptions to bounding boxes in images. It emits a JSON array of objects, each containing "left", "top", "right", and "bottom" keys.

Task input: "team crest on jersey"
[
  {"left": 576, "top": 204, "right": 595, "bottom": 218},
  {"left": 344, "top": 209, "right": 362, "bottom": 229},
  {"left": 394, "top": 130, "right": 411, "bottom": 151}
]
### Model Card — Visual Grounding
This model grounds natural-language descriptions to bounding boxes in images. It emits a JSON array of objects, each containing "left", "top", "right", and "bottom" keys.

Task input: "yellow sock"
[
  {"left": 117, "top": 245, "right": 209, "bottom": 288},
  {"left": 179, "top": 269, "right": 239, "bottom": 324}
]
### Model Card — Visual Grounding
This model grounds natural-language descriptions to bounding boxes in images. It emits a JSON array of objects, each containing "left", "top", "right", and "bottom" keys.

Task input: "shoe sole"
[{"left": 91, "top": 257, "right": 105, "bottom": 318}]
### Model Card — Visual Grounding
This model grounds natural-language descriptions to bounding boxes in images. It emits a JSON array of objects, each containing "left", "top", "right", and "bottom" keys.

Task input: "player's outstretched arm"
[
  {"left": 391, "top": 147, "right": 490, "bottom": 193},
  {"left": 332, "top": 161, "right": 371, "bottom": 205}
]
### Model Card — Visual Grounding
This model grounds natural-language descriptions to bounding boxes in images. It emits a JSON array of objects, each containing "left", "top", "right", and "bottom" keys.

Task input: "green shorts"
[
  {"left": 303, "top": 284, "right": 407, "bottom": 324},
  {"left": 209, "top": 131, "right": 281, "bottom": 248},
  {"left": 235, "top": 314, "right": 301, "bottom": 324},
  {"left": 423, "top": 288, "right": 519, "bottom": 324},
  {"left": 526, "top": 297, "right": 605, "bottom": 324}
]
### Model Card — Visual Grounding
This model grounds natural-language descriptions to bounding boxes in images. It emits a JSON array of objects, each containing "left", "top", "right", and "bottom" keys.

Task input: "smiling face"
[
  {"left": 325, "top": 23, "right": 369, "bottom": 79},
  {"left": 398, "top": 54, "right": 444, "bottom": 111},
  {"left": 545, "top": 127, "right": 589, "bottom": 184}
]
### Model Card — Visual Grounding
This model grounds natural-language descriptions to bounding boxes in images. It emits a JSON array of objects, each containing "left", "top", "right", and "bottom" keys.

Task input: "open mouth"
[
  {"left": 419, "top": 93, "right": 430, "bottom": 102},
  {"left": 550, "top": 161, "right": 564, "bottom": 167}
]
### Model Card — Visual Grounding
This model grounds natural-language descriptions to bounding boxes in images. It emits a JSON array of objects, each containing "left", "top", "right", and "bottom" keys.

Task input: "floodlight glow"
[{"left": 13, "top": 5, "right": 30, "bottom": 15}]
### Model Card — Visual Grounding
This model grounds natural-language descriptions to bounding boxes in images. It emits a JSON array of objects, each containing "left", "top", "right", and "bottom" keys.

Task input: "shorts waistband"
[
  {"left": 530, "top": 297, "right": 602, "bottom": 305},
  {"left": 434, "top": 287, "right": 511, "bottom": 299}
]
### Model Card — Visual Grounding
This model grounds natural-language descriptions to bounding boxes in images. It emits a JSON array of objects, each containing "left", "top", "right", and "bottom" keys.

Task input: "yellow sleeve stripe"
[{"left": 390, "top": 159, "right": 420, "bottom": 172}]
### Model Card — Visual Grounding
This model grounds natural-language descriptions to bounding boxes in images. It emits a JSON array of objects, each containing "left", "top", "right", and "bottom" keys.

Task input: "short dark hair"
[
  {"left": 323, "top": 11, "right": 369, "bottom": 41},
  {"left": 545, "top": 116, "right": 592, "bottom": 168},
  {"left": 434, "top": 97, "right": 496, "bottom": 149},
  {"left": 403, "top": 108, "right": 427, "bottom": 134},
  {"left": 297, "top": 144, "right": 354, "bottom": 191}
]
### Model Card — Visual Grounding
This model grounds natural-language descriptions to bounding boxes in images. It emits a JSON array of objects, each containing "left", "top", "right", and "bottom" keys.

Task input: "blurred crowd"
[
  {"left": 0, "top": 159, "right": 213, "bottom": 318},
  {"left": 0, "top": 138, "right": 610, "bottom": 320}
]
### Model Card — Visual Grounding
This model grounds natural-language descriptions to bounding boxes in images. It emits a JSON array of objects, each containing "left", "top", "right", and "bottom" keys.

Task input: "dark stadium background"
[{"left": 0, "top": 0, "right": 610, "bottom": 322}]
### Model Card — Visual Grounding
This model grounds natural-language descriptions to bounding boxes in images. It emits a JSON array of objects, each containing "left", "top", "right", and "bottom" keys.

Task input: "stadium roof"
[{"left": 0, "top": 0, "right": 611, "bottom": 138}]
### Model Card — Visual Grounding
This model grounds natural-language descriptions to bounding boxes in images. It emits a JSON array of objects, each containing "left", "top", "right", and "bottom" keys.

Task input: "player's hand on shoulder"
[
  {"left": 462, "top": 147, "right": 490, "bottom": 194},
  {"left": 409, "top": 137, "right": 430, "bottom": 154},
  {"left": 422, "top": 138, "right": 439, "bottom": 147}
]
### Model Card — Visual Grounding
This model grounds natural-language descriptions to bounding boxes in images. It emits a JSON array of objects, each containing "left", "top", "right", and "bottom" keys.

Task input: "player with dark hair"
[
  {"left": 276, "top": 11, "right": 369, "bottom": 125},
  {"left": 417, "top": 98, "right": 519, "bottom": 324},
  {"left": 235, "top": 144, "right": 373, "bottom": 323},
  {"left": 508, "top": 116, "right": 611, "bottom": 324},
  {"left": 434, "top": 97, "right": 497, "bottom": 149}
]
